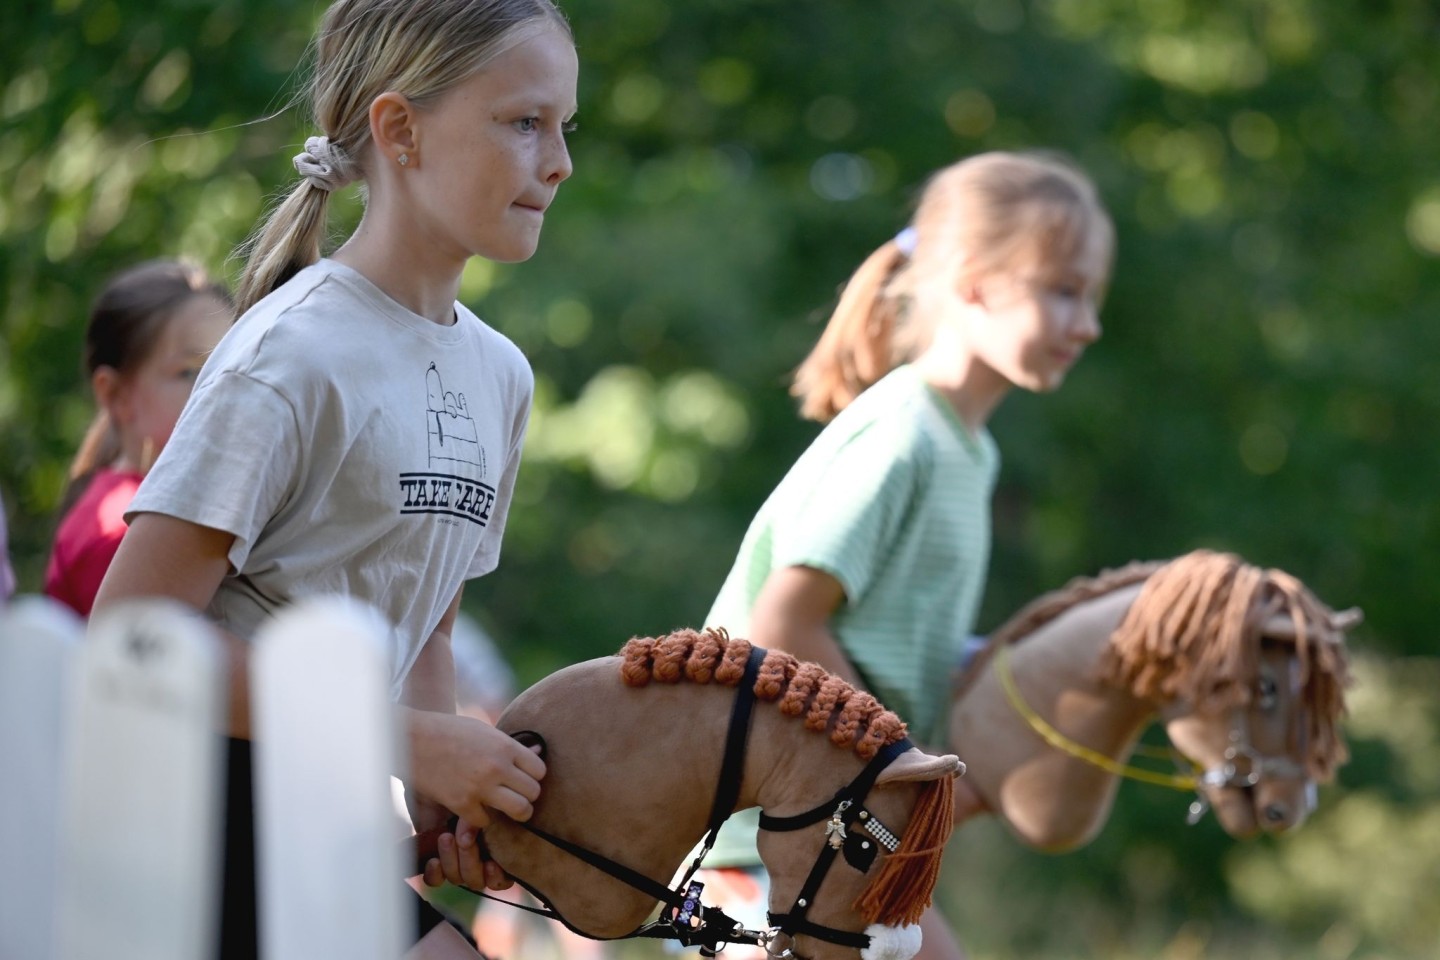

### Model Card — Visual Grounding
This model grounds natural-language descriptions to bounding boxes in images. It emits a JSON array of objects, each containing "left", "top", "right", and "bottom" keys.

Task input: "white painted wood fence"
[{"left": 0, "top": 594, "right": 407, "bottom": 960}]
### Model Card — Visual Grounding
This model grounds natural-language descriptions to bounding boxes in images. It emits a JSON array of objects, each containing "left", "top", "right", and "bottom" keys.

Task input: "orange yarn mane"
[
  {"left": 960, "top": 550, "right": 1353, "bottom": 781},
  {"left": 619, "top": 628, "right": 954, "bottom": 927},
  {"left": 619, "top": 627, "right": 908, "bottom": 760}
]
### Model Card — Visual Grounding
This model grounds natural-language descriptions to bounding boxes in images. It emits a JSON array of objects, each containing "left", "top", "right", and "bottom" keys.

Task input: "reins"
[
  {"left": 993, "top": 643, "right": 1199, "bottom": 791},
  {"left": 994, "top": 636, "right": 1317, "bottom": 826},
  {"left": 475, "top": 645, "right": 916, "bottom": 957}
]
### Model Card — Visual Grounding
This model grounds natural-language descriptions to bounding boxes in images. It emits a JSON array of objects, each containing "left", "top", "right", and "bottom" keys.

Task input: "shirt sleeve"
[
  {"left": 770, "top": 423, "right": 924, "bottom": 605},
  {"left": 126, "top": 371, "right": 301, "bottom": 574}
]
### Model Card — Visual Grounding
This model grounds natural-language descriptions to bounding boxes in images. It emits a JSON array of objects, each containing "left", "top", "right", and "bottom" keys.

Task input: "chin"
[{"left": 482, "top": 241, "right": 540, "bottom": 264}]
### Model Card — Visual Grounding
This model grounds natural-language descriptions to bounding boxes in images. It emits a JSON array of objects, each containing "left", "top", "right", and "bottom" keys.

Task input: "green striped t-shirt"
[
  {"left": 707, "top": 364, "right": 997, "bottom": 740},
  {"left": 701, "top": 365, "right": 997, "bottom": 866}
]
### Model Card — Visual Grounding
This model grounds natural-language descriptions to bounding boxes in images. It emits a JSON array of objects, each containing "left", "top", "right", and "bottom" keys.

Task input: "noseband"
[{"left": 500, "top": 646, "right": 915, "bottom": 956}]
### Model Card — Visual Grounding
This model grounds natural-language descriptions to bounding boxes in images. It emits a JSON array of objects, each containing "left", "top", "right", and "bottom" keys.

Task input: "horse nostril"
[{"left": 1263, "top": 804, "right": 1287, "bottom": 824}]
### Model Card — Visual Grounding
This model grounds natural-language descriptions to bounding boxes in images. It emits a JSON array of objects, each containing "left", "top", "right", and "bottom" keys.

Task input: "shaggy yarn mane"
[
  {"left": 619, "top": 627, "right": 953, "bottom": 928},
  {"left": 619, "top": 627, "right": 908, "bottom": 760},
  {"left": 960, "top": 550, "right": 1353, "bottom": 781},
  {"left": 1101, "top": 550, "right": 1352, "bottom": 780}
]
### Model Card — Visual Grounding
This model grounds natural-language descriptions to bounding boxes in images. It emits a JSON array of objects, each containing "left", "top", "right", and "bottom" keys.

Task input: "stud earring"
[{"left": 398, "top": 153, "right": 409, "bottom": 166}]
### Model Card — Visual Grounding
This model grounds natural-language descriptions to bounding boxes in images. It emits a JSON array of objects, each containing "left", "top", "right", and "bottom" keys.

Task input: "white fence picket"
[
  {"left": 54, "top": 599, "right": 227, "bottom": 960},
  {"left": 0, "top": 597, "right": 83, "bottom": 960},
  {"left": 252, "top": 596, "right": 405, "bottom": 960}
]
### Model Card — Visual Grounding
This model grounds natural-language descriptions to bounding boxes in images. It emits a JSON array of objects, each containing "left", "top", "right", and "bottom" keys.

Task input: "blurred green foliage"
[{"left": 2, "top": 0, "right": 1437, "bottom": 956}]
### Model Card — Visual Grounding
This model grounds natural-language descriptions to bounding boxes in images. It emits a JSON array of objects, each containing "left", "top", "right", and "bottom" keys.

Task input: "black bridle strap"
[
  {"left": 760, "top": 737, "right": 913, "bottom": 947},
  {"left": 759, "top": 737, "right": 913, "bottom": 833},
  {"left": 701, "top": 646, "right": 768, "bottom": 844},
  {"left": 505, "top": 646, "right": 768, "bottom": 947},
  {"left": 518, "top": 821, "right": 688, "bottom": 911}
]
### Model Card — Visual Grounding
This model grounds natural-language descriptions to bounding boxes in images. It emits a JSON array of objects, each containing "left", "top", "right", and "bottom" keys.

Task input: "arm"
[
  {"left": 91, "top": 513, "right": 252, "bottom": 737},
  {"left": 747, "top": 564, "right": 863, "bottom": 688},
  {"left": 403, "top": 587, "right": 543, "bottom": 892}
]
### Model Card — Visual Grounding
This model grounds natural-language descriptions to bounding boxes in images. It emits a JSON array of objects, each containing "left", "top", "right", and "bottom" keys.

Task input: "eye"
[
  {"left": 1257, "top": 675, "right": 1279, "bottom": 710},
  {"left": 562, "top": 117, "right": 578, "bottom": 135},
  {"left": 179, "top": 367, "right": 201, "bottom": 382},
  {"left": 515, "top": 117, "right": 539, "bottom": 133}
]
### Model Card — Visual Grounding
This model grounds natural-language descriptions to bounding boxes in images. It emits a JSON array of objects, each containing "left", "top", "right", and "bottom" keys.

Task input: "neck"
[
  {"left": 332, "top": 209, "right": 466, "bottom": 326},
  {"left": 949, "top": 584, "right": 1155, "bottom": 850},
  {"left": 112, "top": 436, "right": 152, "bottom": 475},
  {"left": 910, "top": 326, "right": 1012, "bottom": 432}
]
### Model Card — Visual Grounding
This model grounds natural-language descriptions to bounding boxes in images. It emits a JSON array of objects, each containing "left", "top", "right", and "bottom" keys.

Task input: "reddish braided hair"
[{"left": 618, "top": 627, "right": 908, "bottom": 760}]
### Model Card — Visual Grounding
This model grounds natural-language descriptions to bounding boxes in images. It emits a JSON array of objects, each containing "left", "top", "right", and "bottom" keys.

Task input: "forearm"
[
  {"left": 750, "top": 616, "right": 862, "bottom": 688},
  {"left": 746, "top": 564, "right": 862, "bottom": 688},
  {"left": 401, "top": 627, "right": 458, "bottom": 716}
]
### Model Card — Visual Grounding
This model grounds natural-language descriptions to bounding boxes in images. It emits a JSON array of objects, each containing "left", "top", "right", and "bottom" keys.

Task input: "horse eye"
[{"left": 1257, "top": 676, "right": 1279, "bottom": 709}]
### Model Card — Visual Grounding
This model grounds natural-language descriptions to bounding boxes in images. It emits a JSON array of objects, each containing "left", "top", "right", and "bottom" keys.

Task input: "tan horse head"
[
  {"left": 487, "top": 628, "right": 962, "bottom": 960},
  {"left": 951, "top": 550, "right": 1356, "bottom": 849}
]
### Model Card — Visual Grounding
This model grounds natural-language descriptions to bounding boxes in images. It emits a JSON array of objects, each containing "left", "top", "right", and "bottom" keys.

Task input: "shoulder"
[
  {"left": 827, "top": 373, "right": 938, "bottom": 460},
  {"left": 455, "top": 304, "right": 534, "bottom": 395}
]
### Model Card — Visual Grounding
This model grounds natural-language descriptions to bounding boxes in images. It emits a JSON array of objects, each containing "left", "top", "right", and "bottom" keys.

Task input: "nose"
[
  {"left": 1072, "top": 303, "right": 1101, "bottom": 344},
  {"left": 545, "top": 128, "right": 573, "bottom": 186}
]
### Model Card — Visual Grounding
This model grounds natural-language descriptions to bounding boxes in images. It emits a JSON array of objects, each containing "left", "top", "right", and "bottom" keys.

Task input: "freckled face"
[
  {"left": 408, "top": 21, "right": 578, "bottom": 264},
  {"left": 964, "top": 235, "right": 1109, "bottom": 394},
  {"left": 116, "top": 293, "right": 231, "bottom": 457}
]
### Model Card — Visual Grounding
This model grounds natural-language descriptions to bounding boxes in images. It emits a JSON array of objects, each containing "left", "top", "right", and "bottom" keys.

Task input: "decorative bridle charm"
[{"left": 826, "top": 801, "right": 852, "bottom": 849}]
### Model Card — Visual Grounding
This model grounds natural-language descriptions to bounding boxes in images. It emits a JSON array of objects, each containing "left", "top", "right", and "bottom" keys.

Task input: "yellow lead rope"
[{"left": 993, "top": 643, "right": 1199, "bottom": 792}]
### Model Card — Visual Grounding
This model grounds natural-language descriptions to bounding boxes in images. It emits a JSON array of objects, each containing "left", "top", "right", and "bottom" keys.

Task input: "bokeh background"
[{"left": 2, "top": 1, "right": 1437, "bottom": 957}]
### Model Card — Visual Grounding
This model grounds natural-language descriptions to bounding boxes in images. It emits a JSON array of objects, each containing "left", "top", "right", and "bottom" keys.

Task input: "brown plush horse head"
[
  {"left": 952, "top": 550, "right": 1356, "bottom": 848},
  {"left": 486, "top": 628, "right": 962, "bottom": 960}
]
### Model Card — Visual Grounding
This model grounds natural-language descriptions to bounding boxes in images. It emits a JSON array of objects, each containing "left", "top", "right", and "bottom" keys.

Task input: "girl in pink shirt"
[{"left": 44, "top": 260, "right": 230, "bottom": 616}]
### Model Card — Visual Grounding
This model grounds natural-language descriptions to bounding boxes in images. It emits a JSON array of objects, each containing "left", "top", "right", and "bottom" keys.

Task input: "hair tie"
[
  {"left": 894, "top": 226, "right": 918, "bottom": 257},
  {"left": 293, "top": 135, "right": 358, "bottom": 192}
]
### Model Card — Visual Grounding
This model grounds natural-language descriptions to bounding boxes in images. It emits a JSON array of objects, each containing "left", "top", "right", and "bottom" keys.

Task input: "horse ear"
[
  {"left": 1331, "top": 607, "right": 1363, "bottom": 633},
  {"left": 875, "top": 748, "right": 964, "bottom": 784},
  {"left": 1260, "top": 607, "right": 1363, "bottom": 640}
]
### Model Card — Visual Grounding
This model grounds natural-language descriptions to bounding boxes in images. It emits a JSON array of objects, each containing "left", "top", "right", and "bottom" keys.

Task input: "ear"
[
  {"left": 955, "top": 276, "right": 986, "bottom": 308},
  {"left": 1260, "top": 607, "right": 1363, "bottom": 640},
  {"left": 369, "top": 91, "right": 418, "bottom": 166},
  {"left": 92, "top": 365, "right": 131, "bottom": 423},
  {"left": 875, "top": 747, "right": 963, "bottom": 785},
  {"left": 1332, "top": 607, "right": 1363, "bottom": 633}
]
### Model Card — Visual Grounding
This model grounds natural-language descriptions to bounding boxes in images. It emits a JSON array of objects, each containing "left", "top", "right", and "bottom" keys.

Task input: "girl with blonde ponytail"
[
  {"left": 92, "top": 1, "right": 579, "bottom": 956},
  {"left": 699, "top": 151, "right": 1115, "bottom": 960}
]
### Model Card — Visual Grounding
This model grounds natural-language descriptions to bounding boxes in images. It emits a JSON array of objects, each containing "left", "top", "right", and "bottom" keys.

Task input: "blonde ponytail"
[
  {"left": 232, "top": 181, "right": 333, "bottom": 317},
  {"left": 229, "top": 0, "right": 572, "bottom": 319},
  {"left": 791, "top": 239, "right": 909, "bottom": 423}
]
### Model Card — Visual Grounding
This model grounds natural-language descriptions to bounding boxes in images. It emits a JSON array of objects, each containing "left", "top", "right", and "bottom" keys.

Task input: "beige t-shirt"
[{"left": 129, "top": 259, "right": 533, "bottom": 696}]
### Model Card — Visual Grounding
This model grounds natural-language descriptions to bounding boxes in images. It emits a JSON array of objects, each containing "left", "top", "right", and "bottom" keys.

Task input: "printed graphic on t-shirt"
[
  {"left": 398, "top": 362, "right": 496, "bottom": 527},
  {"left": 424, "top": 361, "right": 484, "bottom": 473}
]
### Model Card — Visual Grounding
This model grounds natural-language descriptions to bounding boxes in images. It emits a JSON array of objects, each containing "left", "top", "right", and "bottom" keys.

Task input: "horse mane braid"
[
  {"left": 619, "top": 627, "right": 908, "bottom": 760},
  {"left": 1100, "top": 550, "right": 1352, "bottom": 781}
]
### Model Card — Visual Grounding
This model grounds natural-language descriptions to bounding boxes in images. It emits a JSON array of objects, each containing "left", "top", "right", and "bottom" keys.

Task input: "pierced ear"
[{"left": 370, "top": 91, "right": 418, "bottom": 167}]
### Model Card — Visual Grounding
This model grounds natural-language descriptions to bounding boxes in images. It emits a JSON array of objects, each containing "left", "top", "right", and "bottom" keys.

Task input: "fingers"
[
  {"left": 483, "top": 859, "right": 513, "bottom": 891},
  {"left": 422, "top": 857, "right": 445, "bottom": 888},
  {"left": 485, "top": 785, "right": 536, "bottom": 823},
  {"left": 436, "top": 830, "right": 488, "bottom": 892},
  {"left": 518, "top": 741, "right": 547, "bottom": 780}
]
